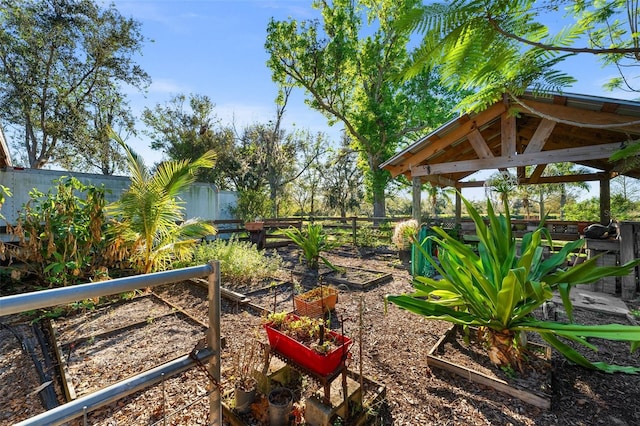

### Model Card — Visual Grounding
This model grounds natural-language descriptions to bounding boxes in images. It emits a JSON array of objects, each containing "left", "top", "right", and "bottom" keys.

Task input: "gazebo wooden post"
[
  {"left": 599, "top": 176, "right": 611, "bottom": 225},
  {"left": 412, "top": 176, "right": 421, "bottom": 223},
  {"left": 455, "top": 185, "right": 462, "bottom": 224}
]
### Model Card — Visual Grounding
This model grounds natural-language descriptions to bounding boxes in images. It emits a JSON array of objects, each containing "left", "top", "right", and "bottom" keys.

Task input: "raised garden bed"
[
  {"left": 49, "top": 294, "right": 207, "bottom": 400},
  {"left": 324, "top": 265, "right": 392, "bottom": 289},
  {"left": 427, "top": 325, "right": 552, "bottom": 409}
]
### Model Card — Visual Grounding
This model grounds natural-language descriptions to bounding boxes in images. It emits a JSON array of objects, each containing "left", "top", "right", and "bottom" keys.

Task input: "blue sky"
[
  {"left": 112, "top": 0, "right": 334, "bottom": 165},
  {"left": 111, "top": 0, "right": 635, "bottom": 199}
]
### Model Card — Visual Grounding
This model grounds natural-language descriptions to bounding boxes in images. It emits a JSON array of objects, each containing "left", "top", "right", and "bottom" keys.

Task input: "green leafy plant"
[
  {"left": 264, "top": 312, "right": 336, "bottom": 355},
  {"left": 391, "top": 219, "right": 419, "bottom": 250},
  {"left": 174, "top": 237, "right": 282, "bottom": 284},
  {"left": 0, "top": 184, "right": 10, "bottom": 220},
  {"left": 6, "top": 177, "right": 109, "bottom": 286},
  {"left": 284, "top": 223, "right": 339, "bottom": 270},
  {"left": 387, "top": 195, "right": 640, "bottom": 374},
  {"left": 356, "top": 223, "right": 390, "bottom": 248},
  {"left": 107, "top": 129, "right": 217, "bottom": 274}
]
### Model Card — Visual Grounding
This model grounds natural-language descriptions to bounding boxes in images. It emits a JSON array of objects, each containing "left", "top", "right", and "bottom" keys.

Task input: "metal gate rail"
[{"left": 0, "top": 262, "right": 222, "bottom": 426}]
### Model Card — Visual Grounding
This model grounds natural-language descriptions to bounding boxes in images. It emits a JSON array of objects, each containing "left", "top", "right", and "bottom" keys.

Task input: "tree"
[
  {"left": 543, "top": 163, "right": 590, "bottom": 220},
  {"left": 266, "top": 0, "right": 462, "bottom": 218},
  {"left": 141, "top": 93, "right": 236, "bottom": 189},
  {"left": 322, "top": 134, "right": 364, "bottom": 218},
  {"left": 612, "top": 175, "right": 640, "bottom": 203},
  {"left": 292, "top": 155, "right": 324, "bottom": 216},
  {"left": 58, "top": 83, "right": 135, "bottom": 175},
  {"left": 0, "top": 0, "right": 150, "bottom": 169},
  {"left": 253, "top": 88, "right": 324, "bottom": 217},
  {"left": 402, "top": 1, "right": 640, "bottom": 112},
  {"left": 107, "top": 130, "right": 216, "bottom": 274}
]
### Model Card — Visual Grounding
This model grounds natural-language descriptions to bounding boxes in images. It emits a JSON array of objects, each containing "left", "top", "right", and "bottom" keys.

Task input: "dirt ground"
[{"left": 3, "top": 245, "right": 640, "bottom": 425}]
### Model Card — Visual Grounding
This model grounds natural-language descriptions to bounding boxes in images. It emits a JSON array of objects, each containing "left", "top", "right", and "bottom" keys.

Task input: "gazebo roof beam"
[{"left": 412, "top": 142, "right": 623, "bottom": 176}]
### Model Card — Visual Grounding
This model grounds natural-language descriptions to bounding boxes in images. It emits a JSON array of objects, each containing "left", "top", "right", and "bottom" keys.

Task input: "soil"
[{"left": 3, "top": 244, "right": 640, "bottom": 425}]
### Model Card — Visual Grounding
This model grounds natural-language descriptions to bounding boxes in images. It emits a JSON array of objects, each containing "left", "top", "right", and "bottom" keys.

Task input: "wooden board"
[{"left": 427, "top": 326, "right": 552, "bottom": 410}]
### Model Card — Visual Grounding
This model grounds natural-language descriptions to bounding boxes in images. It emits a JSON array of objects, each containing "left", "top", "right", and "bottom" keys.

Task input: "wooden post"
[
  {"left": 412, "top": 176, "right": 421, "bottom": 223},
  {"left": 351, "top": 216, "right": 357, "bottom": 246},
  {"left": 455, "top": 185, "right": 462, "bottom": 225},
  {"left": 620, "top": 222, "right": 637, "bottom": 300},
  {"left": 600, "top": 176, "right": 611, "bottom": 225}
]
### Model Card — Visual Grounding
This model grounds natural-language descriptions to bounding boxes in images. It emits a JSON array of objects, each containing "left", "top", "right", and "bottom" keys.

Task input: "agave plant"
[
  {"left": 387, "top": 195, "right": 640, "bottom": 374},
  {"left": 106, "top": 129, "right": 217, "bottom": 274},
  {"left": 284, "top": 222, "right": 339, "bottom": 270}
]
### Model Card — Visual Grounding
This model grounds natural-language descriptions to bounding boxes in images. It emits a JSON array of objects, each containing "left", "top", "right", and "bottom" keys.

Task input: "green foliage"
[
  {"left": 356, "top": 223, "right": 391, "bottom": 248},
  {"left": 107, "top": 130, "right": 217, "bottom": 274},
  {"left": 0, "top": 184, "right": 10, "bottom": 220},
  {"left": 6, "top": 177, "right": 109, "bottom": 287},
  {"left": 141, "top": 93, "right": 237, "bottom": 189},
  {"left": 229, "top": 189, "right": 273, "bottom": 223},
  {"left": 563, "top": 196, "right": 640, "bottom": 222},
  {"left": 175, "top": 238, "right": 282, "bottom": 284},
  {"left": 265, "top": 0, "right": 464, "bottom": 217},
  {"left": 0, "top": 0, "right": 149, "bottom": 168},
  {"left": 284, "top": 223, "right": 340, "bottom": 270},
  {"left": 403, "top": 1, "right": 640, "bottom": 111},
  {"left": 322, "top": 136, "right": 364, "bottom": 217},
  {"left": 388, "top": 194, "right": 640, "bottom": 374}
]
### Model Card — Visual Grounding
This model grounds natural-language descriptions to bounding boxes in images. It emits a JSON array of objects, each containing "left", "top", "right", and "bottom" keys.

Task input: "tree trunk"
[
  {"left": 372, "top": 187, "right": 386, "bottom": 219},
  {"left": 270, "top": 184, "right": 278, "bottom": 217}
]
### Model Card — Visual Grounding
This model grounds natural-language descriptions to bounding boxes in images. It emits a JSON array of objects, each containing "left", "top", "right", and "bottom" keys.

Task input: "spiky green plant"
[
  {"left": 387, "top": 194, "right": 640, "bottom": 374},
  {"left": 106, "top": 129, "right": 217, "bottom": 274},
  {"left": 284, "top": 223, "right": 339, "bottom": 270}
]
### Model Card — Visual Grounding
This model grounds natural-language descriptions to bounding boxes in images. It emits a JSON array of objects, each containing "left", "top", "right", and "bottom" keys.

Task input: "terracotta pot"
[{"left": 294, "top": 286, "right": 338, "bottom": 318}]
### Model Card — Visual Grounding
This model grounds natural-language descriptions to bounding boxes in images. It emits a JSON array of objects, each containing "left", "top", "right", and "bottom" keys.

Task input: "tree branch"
[{"left": 487, "top": 15, "right": 640, "bottom": 57}]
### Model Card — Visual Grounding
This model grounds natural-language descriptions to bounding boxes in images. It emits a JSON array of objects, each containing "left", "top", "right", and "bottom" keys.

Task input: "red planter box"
[{"left": 264, "top": 316, "right": 352, "bottom": 376}]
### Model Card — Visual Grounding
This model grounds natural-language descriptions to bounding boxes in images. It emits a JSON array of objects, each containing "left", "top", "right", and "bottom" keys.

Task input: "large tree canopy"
[
  {"left": 402, "top": 0, "right": 640, "bottom": 112},
  {"left": 141, "top": 93, "right": 236, "bottom": 189},
  {"left": 266, "top": 0, "right": 463, "bottom": 218},
  {"left": 0, "top": 0, "right": 149, "bottom": 169}
]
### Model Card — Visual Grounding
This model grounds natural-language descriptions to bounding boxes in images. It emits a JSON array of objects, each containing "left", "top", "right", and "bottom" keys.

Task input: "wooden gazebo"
[{"left": 381, "top": 91, "right": 640, "bottom": 225}]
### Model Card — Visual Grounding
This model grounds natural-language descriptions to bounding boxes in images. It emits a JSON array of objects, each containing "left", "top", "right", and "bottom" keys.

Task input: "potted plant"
[
  {"left": 387, "top": 194, "right": 640, "bottom": 374},
  {"left": 231, "top": 339, "right": 264, "bottom": 414},
  {"left": 268, "top": 387, "right": 294, "bottom": 426},
  {"left": 392, "top": 219, "right": 419, "bottom": 263},
  {"left": 283, "top": 223, "right": 340, "bottom": 271},
  {"left": 263, "top": 312, "right": 352, "bottom": 376},
  {"left": 294, "top": 282, "right": 339, "bottom": 317}
]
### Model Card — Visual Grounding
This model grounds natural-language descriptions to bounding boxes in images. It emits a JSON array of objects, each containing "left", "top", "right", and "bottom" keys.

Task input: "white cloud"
[{"left": 148, "top": 78, "right": 190, "bottom": 95}]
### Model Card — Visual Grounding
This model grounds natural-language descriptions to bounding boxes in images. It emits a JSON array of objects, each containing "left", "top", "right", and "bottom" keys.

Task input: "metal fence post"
[{"left": 208, "top": 260, "right": 222, "bottom": 426}]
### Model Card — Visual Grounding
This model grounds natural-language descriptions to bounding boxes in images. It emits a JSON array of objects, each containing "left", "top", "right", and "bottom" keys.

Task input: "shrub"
[
  {"left": 6, "top": 177, "right": 109, "bottom": 287},
  {"left": 177, "top": 237, "right": 282, "bottom": 284}
]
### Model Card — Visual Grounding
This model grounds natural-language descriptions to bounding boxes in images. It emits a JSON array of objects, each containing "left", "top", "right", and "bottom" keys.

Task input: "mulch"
[{"left": 2, "top": 245, "right": 640, "bottom": 425}]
